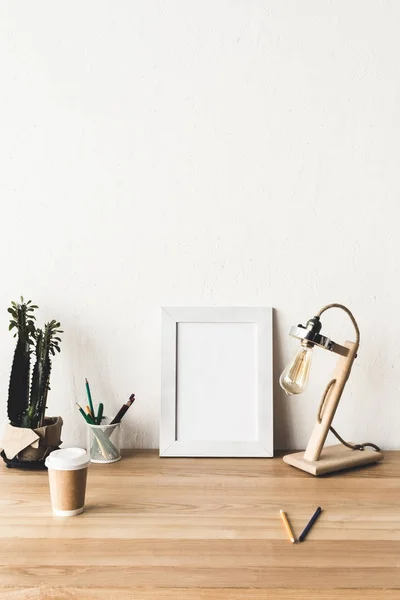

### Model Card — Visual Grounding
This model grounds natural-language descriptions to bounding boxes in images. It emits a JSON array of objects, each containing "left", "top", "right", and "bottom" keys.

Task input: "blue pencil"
[{"left": 299, "top": 507, "right": 322, "bottom": 542}]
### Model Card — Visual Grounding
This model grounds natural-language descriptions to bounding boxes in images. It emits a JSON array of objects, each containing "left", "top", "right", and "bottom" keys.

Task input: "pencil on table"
[
  {"left": 299, "top": 507, "right": 322, "bottom": 542},
  {"left": 280, "top": 509, "right": 296, "bottom": 543}
]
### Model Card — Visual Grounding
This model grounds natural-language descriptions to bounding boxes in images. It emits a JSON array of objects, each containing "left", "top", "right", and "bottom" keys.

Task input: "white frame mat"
[{"left": 160, "top": 307, "right": 273, "bottom": 457}]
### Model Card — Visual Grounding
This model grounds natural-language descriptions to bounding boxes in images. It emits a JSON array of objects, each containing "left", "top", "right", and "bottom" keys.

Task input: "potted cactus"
[{"left": 1, "top": 298, "right": 63, "bottom": 468}]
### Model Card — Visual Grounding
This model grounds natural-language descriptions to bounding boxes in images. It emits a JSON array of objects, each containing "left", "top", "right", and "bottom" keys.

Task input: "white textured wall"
[{"left": 1, "top": 1, "right": 399, "bottom": 451}]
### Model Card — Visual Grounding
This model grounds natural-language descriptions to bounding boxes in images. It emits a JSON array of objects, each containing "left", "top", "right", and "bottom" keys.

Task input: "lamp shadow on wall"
[{"left": 272, "top": 310, "right": 292, "bottom": 451}]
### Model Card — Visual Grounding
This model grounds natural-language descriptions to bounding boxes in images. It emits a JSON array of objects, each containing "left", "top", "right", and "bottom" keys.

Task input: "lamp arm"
[
  {"left": 314, "top": 302, "right": 361, "bottom": 422},
  {"left": 310, "top": 303, "right": 380, "bottom": 456},
  {"left": 316, "top": 303, "right": 360, "bottom": 350}
]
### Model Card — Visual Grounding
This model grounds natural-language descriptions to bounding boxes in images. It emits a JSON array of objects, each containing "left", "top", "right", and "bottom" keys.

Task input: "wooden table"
[{"left": 1, "top": 450, "right": 399, "bottom": 599}]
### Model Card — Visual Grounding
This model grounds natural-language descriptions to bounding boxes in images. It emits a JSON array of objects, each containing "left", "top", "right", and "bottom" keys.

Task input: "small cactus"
[{"left": 7, "top": 298, "right": 62, "bottom": 429}]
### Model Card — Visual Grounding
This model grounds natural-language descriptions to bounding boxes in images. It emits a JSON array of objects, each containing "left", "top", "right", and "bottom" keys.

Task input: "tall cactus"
[
  {"left": 7, "top": 299, "right": 37, "bottom": 427},
  {"left": 28, "top": 321, "right": 62, "bottom": 428},
  {"left": 7, "top": 299, "right": 62, "bottom": 429}
]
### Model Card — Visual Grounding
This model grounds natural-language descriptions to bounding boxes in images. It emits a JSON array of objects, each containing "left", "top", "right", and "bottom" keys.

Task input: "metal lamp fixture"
[{"left": 280, "top": 303, "right": 383, "bottom": 476}]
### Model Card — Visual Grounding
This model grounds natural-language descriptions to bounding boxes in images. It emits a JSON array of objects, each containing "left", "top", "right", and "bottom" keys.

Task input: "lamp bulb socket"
[{"left": 305, "top": 316, "right": 322, "bottom": 334}]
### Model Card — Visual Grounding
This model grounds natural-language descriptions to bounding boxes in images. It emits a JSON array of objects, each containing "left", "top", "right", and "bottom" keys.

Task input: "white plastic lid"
[{"left": 45, "top": 447, "right": 90, "bottom": 471}]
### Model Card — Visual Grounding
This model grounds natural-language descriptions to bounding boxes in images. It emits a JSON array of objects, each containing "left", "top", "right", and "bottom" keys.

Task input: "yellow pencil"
[{"left": 280, "top": 509, "right": 296, "bottom": 543}]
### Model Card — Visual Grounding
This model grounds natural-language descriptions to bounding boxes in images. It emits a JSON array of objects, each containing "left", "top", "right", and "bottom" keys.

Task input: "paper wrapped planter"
[{"left": 1, "top": 416, "right": 63, "bottom": 469}]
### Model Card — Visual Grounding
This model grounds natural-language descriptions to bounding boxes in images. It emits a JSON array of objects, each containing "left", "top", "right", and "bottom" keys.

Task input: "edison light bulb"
[{"left": 279, "top": 344, "right": 313, "bottom": 396}]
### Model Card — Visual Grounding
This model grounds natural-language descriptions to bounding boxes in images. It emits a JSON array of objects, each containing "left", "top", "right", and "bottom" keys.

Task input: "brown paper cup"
[{"left": 45, "top": 448, "right": 90, "bottom": 516}]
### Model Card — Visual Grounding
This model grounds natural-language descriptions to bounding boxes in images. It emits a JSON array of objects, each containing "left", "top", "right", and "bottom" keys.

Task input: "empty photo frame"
[{"left": 160, "top": 307, "right": 273, "bottom": 457}]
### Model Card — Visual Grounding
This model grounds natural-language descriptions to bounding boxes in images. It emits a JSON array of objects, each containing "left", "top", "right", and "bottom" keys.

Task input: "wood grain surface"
[{"left": 1, "top": 450, "right": 399, "bottom": 599}]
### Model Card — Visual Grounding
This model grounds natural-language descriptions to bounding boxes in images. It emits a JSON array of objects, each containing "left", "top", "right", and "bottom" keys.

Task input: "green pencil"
[
  {"left": 96, "top": 402, "right": 104, "bottom": 425},
  {"left": 76, "top": 402, "right": 91, "bottom": 423},
  {"left": 85, "top": 378, "right": 95, "bottom": 418}
]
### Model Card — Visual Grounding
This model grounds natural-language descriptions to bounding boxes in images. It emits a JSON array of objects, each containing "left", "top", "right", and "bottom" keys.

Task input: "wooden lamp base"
[{"left": 283, "top": 443, "right": 383, "bottom": 476}]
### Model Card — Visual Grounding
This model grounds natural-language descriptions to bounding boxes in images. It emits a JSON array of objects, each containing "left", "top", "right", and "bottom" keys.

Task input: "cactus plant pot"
[{"left": 1, "top": 416, "right": 63, "bottom": 469}]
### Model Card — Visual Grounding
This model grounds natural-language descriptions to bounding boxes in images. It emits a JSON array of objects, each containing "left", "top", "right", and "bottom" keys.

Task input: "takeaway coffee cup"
[{"left": 45, "top": 448, "right": 90, "bottom": 516}]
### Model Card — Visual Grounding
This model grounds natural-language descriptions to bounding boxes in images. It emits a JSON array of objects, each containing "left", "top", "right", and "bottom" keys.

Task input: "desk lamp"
[{"left": 280, "top": 303, "right": 383, "bottom": 475}]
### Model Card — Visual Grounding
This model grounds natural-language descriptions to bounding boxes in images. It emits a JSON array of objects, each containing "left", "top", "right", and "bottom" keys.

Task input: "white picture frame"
[{"left": 160, "top": 307, "right": 273, "bottom": 457}]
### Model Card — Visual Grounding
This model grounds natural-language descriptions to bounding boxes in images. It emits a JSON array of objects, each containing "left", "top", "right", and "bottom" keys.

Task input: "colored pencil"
[
  {"left": 299, "top": 507, "right": 322, "bottom": 542},
  {"left": 85, "top": 378, "right": 95, "bottom": 420},
  {"left": 96, "top": 402, "right": 104, "bottom": 425},
  {"left": 76, "top": 402, "right": 91, "bottom": 424},
  {"left": 110, "top": 394, "right": 135, "bottom": 425},
  {"left": 84, "top": 406, "right": 96, "bottom": 424},
  {"left": 280, "top": 509, "right": 296, "bottom": 543}
]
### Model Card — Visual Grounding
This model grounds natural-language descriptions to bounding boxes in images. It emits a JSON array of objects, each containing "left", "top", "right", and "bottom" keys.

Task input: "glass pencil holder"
[{"left": 86, "top": 419, "right": 121, "bottom": 464}]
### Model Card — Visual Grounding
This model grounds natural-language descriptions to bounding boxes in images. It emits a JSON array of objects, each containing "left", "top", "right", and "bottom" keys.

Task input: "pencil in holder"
[{"left": 86, "top": 419, "right": 121, "bottom": 463}]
